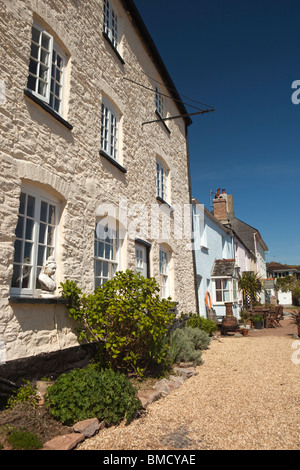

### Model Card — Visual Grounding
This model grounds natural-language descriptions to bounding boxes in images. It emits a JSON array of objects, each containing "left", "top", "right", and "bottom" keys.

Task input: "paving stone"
[
  {"left": 172, "top": 366, "right": 198, "bottom": 379},
  {"left": 43, "top": 433, "right": 85, "bottom": 450},
  {"left": 137, "top": 389, "right": 162, "bottom": 408},
  {"left": 73, "top": 418, "right": 104, "bottom": 438}
]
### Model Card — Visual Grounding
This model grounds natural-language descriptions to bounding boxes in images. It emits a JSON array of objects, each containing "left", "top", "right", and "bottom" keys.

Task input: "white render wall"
[
  {"left": 0, "top": 0, "right": 197, "bottom": 362},
  {"left": 192, "top": 203, "right": 234, "bottom": 318}
]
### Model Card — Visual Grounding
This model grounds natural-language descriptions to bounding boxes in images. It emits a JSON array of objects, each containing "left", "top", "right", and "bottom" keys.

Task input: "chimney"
[
  {"left": 212, "top": 188, "right": 231, "bottom": 223},
  {"left": 227, "top": 194, "right": 235, "bottom": 217},
  {"left": 213, "top": 197, "right": 228, "bottom": 222}
]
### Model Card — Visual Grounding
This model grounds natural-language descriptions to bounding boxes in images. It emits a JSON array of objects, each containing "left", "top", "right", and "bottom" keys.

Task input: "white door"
[{"left": 135, "top": 244, "right": 148, "bottom": 277}]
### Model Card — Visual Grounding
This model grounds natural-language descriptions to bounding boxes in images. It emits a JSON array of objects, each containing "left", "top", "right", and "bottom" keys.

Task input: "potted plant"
[
  {"left": 239, "top": 310, "right": 250, "bottom": 336},
  {"left": 252, "top": 314, "right": 264, "bottom": 330},
  {"left": 289, "top": 311, "right": 300, "bottom": 337}
]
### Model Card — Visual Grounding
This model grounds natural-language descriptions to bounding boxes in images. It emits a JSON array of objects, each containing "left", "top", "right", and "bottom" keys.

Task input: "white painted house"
[{"left": 192, "top": 199, "right": 240, "bottom": 320}]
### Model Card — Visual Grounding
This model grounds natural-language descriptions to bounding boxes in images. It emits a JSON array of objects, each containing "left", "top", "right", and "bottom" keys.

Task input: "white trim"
[
  {"left": 103, "top": 0, "right": 119, "bottom": 50},
  {"left": 27, "top": 21, "right": 66, "bottom": 115},
  {"left": 155, "top": 86, "right": 165, "bottom": 118},
  {"left": 10, "top": 185, "right": 59, "bottom": 297},
  {"left": 101, "top": 96, "right": 120, "bottom": 161},
  {"left": 156, "top": 158, "right": 169, "bottom": 202},
  {"left": 159, "top": 247, "right": 169, "bottom": 298},
  {"left": 94, "top": 221, "right": 119, "bottom": 287}
]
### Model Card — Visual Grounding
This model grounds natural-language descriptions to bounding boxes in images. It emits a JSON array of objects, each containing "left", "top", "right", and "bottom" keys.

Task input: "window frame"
[
  {"left": 156, "top": 159, "right": 169, "bottom": 202},
  {"left": 94, "top": 221, "right": 119, "bottom": 288},
  {"left": 159, "top": 247, "right": 170, "bottom": 299},
  {"left": 10, "top": 185, "right": 59, "bottom": 297},
  {"left": 103, "top": 0, "right": 120, "bottom": 51},
  {"left": 213, "top": 277, "right": 239, "bottom": 304},
  {"left": 101, "top": 96, "right": 120, "bottom": 162},
  {"left": 155, "top": 86, "right": 165, "bottom": 118},
  {"left": 26, "top": 21, "right": 66, "bottom": 116}
]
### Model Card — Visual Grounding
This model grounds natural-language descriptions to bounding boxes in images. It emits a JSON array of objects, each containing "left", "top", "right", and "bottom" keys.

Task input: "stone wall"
[{"left": 0, "top": 0, "right": 197, "bottom": 368}]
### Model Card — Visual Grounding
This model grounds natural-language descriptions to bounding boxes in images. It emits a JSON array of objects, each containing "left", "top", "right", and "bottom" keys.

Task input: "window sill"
[
  {"left": 155, "top": 110, "right": 171, "bottom": 134},
  {"left": 156, "top": 196, "right": 173, "bottom": 211},
  {"left": 9, "top": 296, "right": 67, "bottom": 305},
  {"left": 102, "top": 31, "right": 125, "bottom": 65},
  {"left": 24, "top": 89, "right": 73, "bottom": 130},
  {"left": 99, "top": 150, "right": 127, "bottom": 173}
]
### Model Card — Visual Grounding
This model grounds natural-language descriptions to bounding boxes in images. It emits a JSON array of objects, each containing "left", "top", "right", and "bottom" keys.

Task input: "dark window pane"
[
  {"left": 31, "top": 27, "right": 40, "bottom": 44},
  {"left": 30, "top": 43, "right": 39, "bottom": 59},
  {"left": 47, "top": 225, "right": 54, "bottom": 246},
  {"left": 54, "top": 97, "right": 60, "bottom": 112},
  {"left": 13, "top": 239, "right": 22, "bottom": 263},
  {"left": 40, "top": 201, "right": 48, "bottom": 222},
  {"left": 37, "top": 245, "right": 45, "bottom": 267},
  {"left": 27, "top": 195, "right": 35, "bottom": 218},
  {"left": 15, "top": 215, "right": 24, "bottom": 239},
  {"left": 27, "top": 74, "right": 36, "bottom": 91},
  {"left": 29, "top": 59, "right": 38, "bottom": 76},
  {"left": 22, "top": 266, "right": 31, "bottom": 288},
  {"left": 95, "top": 260, "right": 101, "bottom": 277},
  {"left": 39, "top": 223, "right": 46, "bottom": 244},
  {"left": 25, "top": 218, "right": 34, "bottom": 241},
  {"left": 19, "top": 193, "right": 26, "bottom": 214},
  {"left": 103, "top": 262, "right": 109, "bottom": 278},
  {"left": 41, "top": 34, "right": 50, "bottom": 50},
  {"left": 23, "top": 242, "right": 33, "bottom": 263},
  {"left": 11, "top": 264, "right": 21, "bottom": 288}
]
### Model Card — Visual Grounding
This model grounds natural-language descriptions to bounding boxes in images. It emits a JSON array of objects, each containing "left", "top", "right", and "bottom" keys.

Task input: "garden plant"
[{"left": 60, "top": 270, "right": 175, "bottom": 376}]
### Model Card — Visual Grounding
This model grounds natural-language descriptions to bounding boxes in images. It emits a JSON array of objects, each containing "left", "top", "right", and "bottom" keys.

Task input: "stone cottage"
[{"left": 0, "top": 0, "right": 197, "bottom": 381}]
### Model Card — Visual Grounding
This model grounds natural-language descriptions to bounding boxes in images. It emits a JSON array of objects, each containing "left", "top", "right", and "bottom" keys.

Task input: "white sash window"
[
  {"left": 103, "top": 0, "right": 119, "bottom": 50},
  {"left": 27, "top": 22, "right": 65, "bottom": 115},
  {"left": 101, "top": 97, "right": 120, "bottom": 161},
  {"left": 11, "top": 187, "right": 58, "bottom": 296},
  {"left": 94, "top": 222, "right": 119, "bottom": 287}
]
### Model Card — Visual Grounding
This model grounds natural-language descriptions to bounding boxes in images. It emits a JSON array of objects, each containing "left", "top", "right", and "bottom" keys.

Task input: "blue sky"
[{"left": 134, "top": 0, "right": 300, "bottom": 265}]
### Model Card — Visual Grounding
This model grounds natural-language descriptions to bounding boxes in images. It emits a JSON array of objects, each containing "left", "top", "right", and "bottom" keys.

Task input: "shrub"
[
  {"left": 60, "top": 270, "right": 175, "bottom": 376},
  {"left": 6, "top": 380, "right": 39, "bottom": 410},
  {"left": 7, "top": 430, "right": 43, "bottom": 450},
  {"left": 168, "top": 327, "right": 210, "bottom": 366},
  {"left": 45, "top": 367, "right": 141, "bottom": 426},
  {"left": 185, "top": 314, "right": 217, "bottom": 335}
]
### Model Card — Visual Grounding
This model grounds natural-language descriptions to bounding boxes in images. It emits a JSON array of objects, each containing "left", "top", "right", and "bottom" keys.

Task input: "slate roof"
[
  {"left": 227, "top": 214, "right": 268, "bottom": 253},
  {"left": 211, "top": 259, "right": 236, "bottom": 277}
]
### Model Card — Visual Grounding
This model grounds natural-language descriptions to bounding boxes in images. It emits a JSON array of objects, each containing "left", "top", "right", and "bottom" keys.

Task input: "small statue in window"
[{"left": 38, "top": 256, "right": 57, "bottom": 297}]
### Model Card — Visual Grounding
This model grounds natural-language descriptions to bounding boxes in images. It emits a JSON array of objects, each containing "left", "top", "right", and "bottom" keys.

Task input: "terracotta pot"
[{"left": 241, "top": 329, "right": 248, "bottom": 336}]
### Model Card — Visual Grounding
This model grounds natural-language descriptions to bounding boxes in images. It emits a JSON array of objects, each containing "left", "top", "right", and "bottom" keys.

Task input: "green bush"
[
  {"left": 60, "top": 270, "right": 175, "bottom": 376},
  {"left": 45, "top": 367, "right": 141, "bottom": 426},
  {"left": 6, "top": 380, "right": 39, "bottom": 410},
  {"left": 168, "top": 327, "right": 210, "bottom": 366},
  {"left": 7, "top": 430, "right": 43, "bottom": 450},
  {"left": 185, "top": 314, "right": 217, "bottom": 335}
]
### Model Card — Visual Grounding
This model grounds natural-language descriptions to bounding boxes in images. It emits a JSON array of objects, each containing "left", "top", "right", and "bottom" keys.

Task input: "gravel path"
[{"left": 78, "top": 317, "right": 300, "bottom": 451}]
